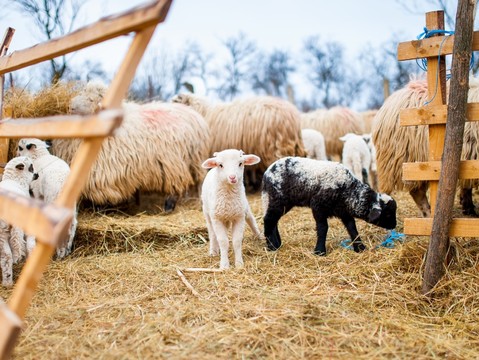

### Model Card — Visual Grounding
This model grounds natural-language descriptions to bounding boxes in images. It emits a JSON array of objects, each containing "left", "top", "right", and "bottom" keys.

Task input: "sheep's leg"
[
  {"left": 340, "top": 215, "right": 366, "bottom": 253},
  {"left": 231, "top": 220, "right": 246, "bottom": 268},
  {"left": 460, "top": 187, "right": 477, "bottom": 216},
  {"left": 263, "top": 208, "right": 284, "bottom": 251},
  {"left": 409, "top": 184, "right": 431, "bottom": 218},
  {"left": 212, "top": 220, "right": 230, "bottom": 269},
  {"left": 205, "top": 213, "right": 219, "bottom": 256},
  {"left": 9, "top": 226, "right": 25, "bottom": 264},
  {"left": 245, "top": 206, "right": 261, "bottom": 238},
  {"left": 26, "top": 234, "right": 36, "bottom": 257},
  {"left": 312, "top": 210, "right": 329, "bottom": 255},
  {"left": 1, "top": 239, "right": 13, "bottom": 287}
]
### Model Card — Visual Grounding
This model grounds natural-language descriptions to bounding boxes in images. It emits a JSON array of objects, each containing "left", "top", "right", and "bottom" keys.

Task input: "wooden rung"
[
  {"left": 404, "top": 217, "right": 479, "bottom": 237},
  {"left": 0, "top": 0, "right": 172, "bottom": 75},
  {"left": 0, "top": 109, "right": 123, "bottom": 139},
  {"left": 0, "top": 189, "right": 72, "bottom": 247},
  {"left": 400, "top": 103, "right": 479, "bottom": 126},
  {"left": 0, "top": 301, "right": 22, "bottom": 360},
  {"left": 397, "top": 31, "right": 479, "bottom": 61},
  {"left": 403, "top": 160, "right": 479, "bottom": 181}
]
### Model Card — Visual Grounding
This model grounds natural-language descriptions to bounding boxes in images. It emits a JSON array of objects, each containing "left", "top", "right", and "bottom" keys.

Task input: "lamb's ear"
[
  {"left": 243, "top": 154, "right": 261, "bottom": 166},
  {"left": 368, "top": 207, "right": 381, "bottom": 223},
  {"left": 202, "top": 158, "right": 219, "bottom": 169},
  {"left": 15, "top": 163, "right": 25, "bottom": 171},
  {"left": 45, "top": 140, "right": 52, "bottom": 147}
]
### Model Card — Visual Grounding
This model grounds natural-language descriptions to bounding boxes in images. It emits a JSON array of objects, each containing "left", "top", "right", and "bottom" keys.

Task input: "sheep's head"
[
  {"left": 17, "top": 138, "right": 50, "bottom": 159},
  {"left": 2, "top": 156, "right": 37, "bottom": 184},
  {"left": 202, "top": 149, "right": 260, "bottom": 186},
  {"left": 367, "top": 193, "right": 397, "bottom": 230},
  {"left": 171, "top": 93, "right": 192, "bottom": 106},
  {"left": 70, "top": 81, "right": 107, "bottom": 115}
]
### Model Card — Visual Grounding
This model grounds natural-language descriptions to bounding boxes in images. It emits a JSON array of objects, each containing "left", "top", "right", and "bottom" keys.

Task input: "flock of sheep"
[{"left": 3, "top": 74, "right": 477, "bottom": 280}]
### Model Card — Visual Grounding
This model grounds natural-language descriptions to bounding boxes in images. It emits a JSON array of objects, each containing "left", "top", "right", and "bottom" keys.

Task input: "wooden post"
[
  {"left": 422, "top": 0, "right": 476, "bottom": 294},
  {"left": 0, "top": 27, "right": 15, "bottom": 172}
]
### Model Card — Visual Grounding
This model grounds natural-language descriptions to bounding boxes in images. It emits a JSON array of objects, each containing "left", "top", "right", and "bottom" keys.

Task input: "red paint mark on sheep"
[{"left": 140, "top": 108, "right": 177, "bottom": 128}]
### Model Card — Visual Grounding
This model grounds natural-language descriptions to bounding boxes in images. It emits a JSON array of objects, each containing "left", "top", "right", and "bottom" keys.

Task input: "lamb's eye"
[
  {"left": 18, "top": 146, "right": 23, "bottom": 151},
  {"left": 239, "top": 162, "right": 243, "bottom": 167},
  {"left": 219, "top": 164, "right": 223, "bottom": 168}
]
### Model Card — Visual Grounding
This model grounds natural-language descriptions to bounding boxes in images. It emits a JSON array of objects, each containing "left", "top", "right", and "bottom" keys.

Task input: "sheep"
[
  {"left": 371, "top": 77, "right": 479, "bottom": 217},
  {"left": 300, "top": 107, "right": 365, "bottom": 161},
  {"left": 262, "top": 157, "right": 397, "bottom": 255},
  {"left": 201, "top": 149, "right": 262, "bottom": 269},
  {"left": 0, "top": 156, "right": 37, "bottom": 287},
  {"left": 360, "top": 109, "right": 379, "bottom": 133},
  {"left": 171, "top": 93, "right": 306, "bottom": 191},
  {"left": 51, "top": 83, "right": 211, "bottom": 212},
  {"left": 17, "top": 138, "right": 77, "bottom": 258},
  {"left": 301, "top": 128, "right": 327, "bottom": 160},
  {"left": 339, "top": 133, "right": 372, "bottom": 185}
]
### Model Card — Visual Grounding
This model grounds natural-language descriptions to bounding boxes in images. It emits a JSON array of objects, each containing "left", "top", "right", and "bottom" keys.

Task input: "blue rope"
[{"left": 375, "top": 230, "right": 406, "bottom": 249}]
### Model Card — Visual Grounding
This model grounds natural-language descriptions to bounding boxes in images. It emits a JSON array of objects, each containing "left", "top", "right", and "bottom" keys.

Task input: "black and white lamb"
[{"left": 261, "top": 157, "right": 397, "bottom": 255}]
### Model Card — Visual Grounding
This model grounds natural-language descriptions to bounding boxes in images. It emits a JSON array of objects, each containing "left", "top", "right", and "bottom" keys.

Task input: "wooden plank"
[
  {"left": 400, "top": 103, "right": 479, "bottom": 126},
  {"left": 0, "top": 301, "right": 22, "bottom": 360},
  {"left": 0, "top": 0, "right": 172, "bottom": 75},
  {"left": 404, "top": 217, "right": 479, "bottom": 236},
  {"left": 403, "top": 160, "right": 479, "bottom": 181},
  {"left": 0, "top": 189, "right": 72, "bottom": 247},
  {"left": 0, "top": 109, "right": 123, "bottom": 138},
  {"left": 397, "top": 31, "right": 479, "bottom": 61}
]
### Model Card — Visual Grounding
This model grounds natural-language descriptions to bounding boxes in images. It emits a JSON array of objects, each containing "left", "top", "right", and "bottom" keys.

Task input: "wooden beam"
[
  {"left": 0, "top": 301, "right": 22, "bottom": 360},
  {"left": 0, "top": 0, "right": 172, "bottom": 75},
  {"left": 0, "top": 189, "right": 72, "bottom": 247},
  {"left": 404, "top": 217, "right": 479, "bottom": 237},
  {"left": 399, "top": 103, "right": 479, "bottom": 126},
  {"left": 397, "top": 31, "right": 479, "bottom": 61},
  {"left": 403, "top": 160, "right": 479, "bottom": 181},
  {"left": 0, "top": 109, "right": 123, "bottom": 138}
]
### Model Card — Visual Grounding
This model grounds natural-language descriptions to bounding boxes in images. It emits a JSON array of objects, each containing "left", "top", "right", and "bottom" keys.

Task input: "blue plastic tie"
[
  {"left": 375, "top": 230, "right": 406, "bottom": 249},
  {"left": 340, "top": 238, "right": 354, "bottom": 251}
]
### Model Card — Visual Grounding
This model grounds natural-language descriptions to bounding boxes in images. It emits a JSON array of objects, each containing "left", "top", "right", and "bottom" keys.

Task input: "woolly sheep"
[
  {"left": 300, "top": 107, "right": 365, "bottom": 161},
  {"left": 339, "top": 133, "right": 371, "bottom": 185},
  {"left": 301, "top": 128, "right": 327, "bottom": 160},
  {"left": 372, "top": 78, "right": 479, "bottom": 217},
  {"left": 0, "top": 156, "right": 37, "bottom": 287},
  {"left": 51, "top": 83, "right": 211, "bottom": 212},
  {"left": 201, "top": 149, "right": 262, "bottom": 269},
  {"left": 17, "top": 138, "right": 77, "bottom": 258},
  {"left": 262, "top": 157, "right": 397, "bottom": 255},
  {"left": 172, "top": 93, "right": 306, "bottom": 191},
  {"left": 360, "top": 109, "right": 378, "bottom": 133}
]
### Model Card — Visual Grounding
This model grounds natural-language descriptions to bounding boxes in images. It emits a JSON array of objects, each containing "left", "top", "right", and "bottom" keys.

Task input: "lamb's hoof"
[
  {"left": 209, "top": 249, "right": 219, "bottom": 256},
  {"left": 353, "top": 243, "right": 367, "bottom": 253},
  {"left": 266, "top": 241, "right": 281, "bottom": 251},
  {"left": 219, "top": 263, "right": 230, "bottom": 270},
  {"left": 235, "top": 261, "right": 244, "bottom": 268},
  {"left": 314, "top": 250, "right": 326, "bottom": 256},
  {"left": 462, "top": 207, "right": 478, "bottom": 217}
]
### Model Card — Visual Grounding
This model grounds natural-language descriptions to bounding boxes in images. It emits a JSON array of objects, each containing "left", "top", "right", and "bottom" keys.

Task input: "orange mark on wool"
[{"left": 141, "top": 108, "right": 177, "bottom": 128}]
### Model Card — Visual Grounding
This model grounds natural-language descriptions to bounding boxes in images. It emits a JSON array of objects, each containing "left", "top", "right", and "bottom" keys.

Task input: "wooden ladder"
[{"left": 0, "top": 1, "right": 173, "bottom": 358}]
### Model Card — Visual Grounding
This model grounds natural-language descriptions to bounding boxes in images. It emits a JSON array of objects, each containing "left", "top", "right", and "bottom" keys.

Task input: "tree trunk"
[{"left": 422, "top": 0, "right": 476, "bottom": 295}]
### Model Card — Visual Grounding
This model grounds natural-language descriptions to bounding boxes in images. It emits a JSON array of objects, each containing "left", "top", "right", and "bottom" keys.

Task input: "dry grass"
[{"left": 1, "top": 190, "right": 479, "bottom": 359}]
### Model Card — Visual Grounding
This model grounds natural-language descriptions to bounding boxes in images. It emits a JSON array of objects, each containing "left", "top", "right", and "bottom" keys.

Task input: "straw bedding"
[{"left": 1, "top": 191, "right": 479, "bottom": 359}]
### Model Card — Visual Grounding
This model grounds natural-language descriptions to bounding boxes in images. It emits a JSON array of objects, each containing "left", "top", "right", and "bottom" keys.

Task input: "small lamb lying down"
[
  {"left": 201, "top": 149, "right": 262, "bottom": 269},
  {"left": 0, "top": 156, "right": 38, "bottom": 287},
  {"left": 262, "top": 157, "right": 397, "bottom": 255}
]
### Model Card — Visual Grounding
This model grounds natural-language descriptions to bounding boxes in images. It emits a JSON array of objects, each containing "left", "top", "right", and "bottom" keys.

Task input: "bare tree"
[
  {"left": 8, "top": 0, "right": 89, "bottom": 84},
  {"left": 216, "top": 32, "right": 257, "bottom": 100}
]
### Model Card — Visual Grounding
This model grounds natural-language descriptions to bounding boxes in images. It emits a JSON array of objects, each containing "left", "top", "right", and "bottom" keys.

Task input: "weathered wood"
[
  {"left": 397, "top": 31, "right": 479, "bottom": 61},
  {"left": 0, "top": 109, "right": 123, "bottom": 138},
  {"left": 0, "top": 189, "right": 72, "bottom": 247},
  {"left": 404, "top": 217, "right": 479, "bottom": 236},
  {"left": 399, "top": 103, "right": 479, "bottom": 126},
  {"left": 0, "top": 301, "right": 22, "bottom": 360},
  {"left": 0, "top": 0, "right": 172, "bottom": 75},
  {"left": 403, "top": 160, "right": 479, "bottom": 181},
  {"left": 423, "top": 0, "right": 475, "bottom": 295}
]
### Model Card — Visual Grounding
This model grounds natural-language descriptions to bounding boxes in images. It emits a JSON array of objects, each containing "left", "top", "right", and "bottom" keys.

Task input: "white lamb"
[
  {"left": 17, "top": 138, "right": 77, "bottom": 258},
  {"left": 301, "top": 128, "right": 327, "bottom": 160},
  {"left": 339, "top": 133, "right": 372, "bottom": 186},
  {"left": 201, "top": 149, "right": 262, "bottom": 269},
  {"left": 0, "top": 156, "right": 37, "bottom": 287}
]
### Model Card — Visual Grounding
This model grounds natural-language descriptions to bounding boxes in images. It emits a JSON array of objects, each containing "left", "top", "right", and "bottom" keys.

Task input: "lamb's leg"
[
  {"left": 263, "top": 208, "right": 284, "bottom": 251},
  {"left": 9, "top": 226, "right": 25, "bottom": 264},
  {"left": 205, "top": 213, "right": 219, "bottom": 256},
  {"left": 409, "top": 185, "right": 431, "bottom": 217},
  {"left": 245, "top": 206, "right": 261, "bottom": 238},
  {"left": 340, "top": 215, "right": 366, "bottom": 253},
  {"left": 231, "top": 220, "right": 246, "bottom": 268},
  {"left": 26, "top": 234, "right": 36, "bottom": 257},
  {"left": 460, "top": 187, "right": 477, "bottom": 216},
  {"left": 212, "top": 219, "right": 230, "bottom": 269},
  {"left": 361, "top": 168, "right": 370, "bottom": 186},
  {"left": 312, "top": 210, "right": 329, "bottom": 255},
  {"left": 1, "top": 239, "right": 14, "bottom": 287}
]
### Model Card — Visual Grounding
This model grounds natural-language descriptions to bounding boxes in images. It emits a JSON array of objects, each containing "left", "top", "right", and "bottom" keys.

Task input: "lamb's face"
[
  {"left": 17, "top": 138, "right": 49, "bottom": 157},
  {"left": 5, "top": 156, "right": 37, "bottom": 183},
  {"left": 202, "top": 149, "right": 260, "bottom": 186},
  {"left": 368, "top": 194, "right": 397, "bottom": 230}
]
